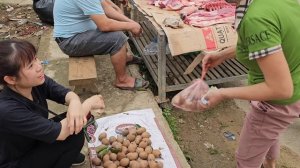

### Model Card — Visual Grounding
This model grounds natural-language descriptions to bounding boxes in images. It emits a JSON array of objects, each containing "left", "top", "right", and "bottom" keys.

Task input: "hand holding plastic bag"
[{"left": 171, "top": 79, "right": 211, "bottom": 112}]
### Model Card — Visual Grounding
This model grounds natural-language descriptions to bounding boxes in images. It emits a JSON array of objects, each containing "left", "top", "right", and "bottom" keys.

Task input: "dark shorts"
[{"left": 56, "top": 29, "right": 128, "bottom": 56}]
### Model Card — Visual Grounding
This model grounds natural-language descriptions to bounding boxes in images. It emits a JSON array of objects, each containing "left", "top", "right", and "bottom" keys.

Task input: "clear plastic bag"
[
  {"left": 143, "top": 38, "right": 171, "bottom": 55},
  {"left": 171, "top": 79, "right": 209, "bottom": 112},
  {"left": 143, "top": 41, "right": 158, "bottom": 55}
]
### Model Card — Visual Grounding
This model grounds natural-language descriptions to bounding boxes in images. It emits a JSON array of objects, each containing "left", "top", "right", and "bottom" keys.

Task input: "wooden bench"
[{"left": 68, "top": 56, "right": 98, "bottom": 94}]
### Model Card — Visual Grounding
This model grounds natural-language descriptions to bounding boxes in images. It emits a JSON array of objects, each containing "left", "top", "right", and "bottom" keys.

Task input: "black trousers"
[{"left": 17, "top": 113, "right": 84, "bottom": 168}]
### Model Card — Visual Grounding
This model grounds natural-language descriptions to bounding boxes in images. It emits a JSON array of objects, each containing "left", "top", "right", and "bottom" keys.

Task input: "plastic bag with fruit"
[
  {"left": 171, "top": 79, "right": 211, "bottom": 112},
  {"left": 171, "top": 57, "right": 215, "bottom": 112}
]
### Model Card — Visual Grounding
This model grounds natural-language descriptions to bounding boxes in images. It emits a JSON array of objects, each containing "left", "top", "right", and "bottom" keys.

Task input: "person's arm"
[
  {"left": 203, "top": 51, "right": 293, "bottom": 107},
  {"left": 57, "top": 119, "right": 70, "bottom": 140},
  {"left": 101, "top": 0, "right": 131, "bottom": 22},
  {"left": 90, "top": 14, "right": 142, "bottom": 35},
  {"left": 221, "top": 51, "right": 292, "bottom": 100},
  {"left": 58, "top": 95, "right": 105, "bottom": 140},
  {"left": 219, "top": 46, "right": 236, "bottom": 59},
  {"left": 65, "top": 92, "right": 86, "bottom": 135},
  {"left": 81, "top": 95, "right": 105, "bottom": 116},
  {"left": 105, "top": 0, "right": 124, "bottom": 14},
  {"left": 202, "top": 46, "right": 236, "bottom": 69}
]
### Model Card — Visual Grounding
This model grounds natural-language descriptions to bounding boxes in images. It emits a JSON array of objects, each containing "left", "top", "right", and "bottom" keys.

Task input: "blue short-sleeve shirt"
[{"left": 53, "top": 0, "right": 104, "bottom": 38}]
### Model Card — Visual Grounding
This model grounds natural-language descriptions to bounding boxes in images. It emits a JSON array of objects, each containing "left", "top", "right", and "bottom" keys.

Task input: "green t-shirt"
[{"left": 236, "top": 0, "right": 300, "bottom": 105}]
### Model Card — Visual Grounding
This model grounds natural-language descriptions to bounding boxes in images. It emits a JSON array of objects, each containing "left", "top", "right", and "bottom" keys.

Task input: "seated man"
[{"left": 53, "top": 0, "right": 149, "bottom": 90}]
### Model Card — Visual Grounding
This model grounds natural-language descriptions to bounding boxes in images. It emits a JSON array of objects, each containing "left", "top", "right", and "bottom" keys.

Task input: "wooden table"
[{"left": 129, "top": 1, "right": 248, "bottom": 103}]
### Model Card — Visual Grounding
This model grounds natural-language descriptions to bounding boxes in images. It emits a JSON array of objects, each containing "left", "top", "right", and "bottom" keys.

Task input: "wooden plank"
[
  {"left": 214, "top": 65, "right": 230, "bottom": 78},
  {"left": 141, "top": 22, "right": 155, "bottom": 42},
  {"left": 69, "top": 56, "right": 97, "bottom": 86},
  {"left": 178, "top": 55, "right": 198, "bottom": 80},
  {"left": 231, "top": 59, "right": 248, "bottom": 73},
  {"left": 137, "top": 35, "right": 149, "bottom": 50},
  {"left": 184, "top": 54, "right": 216, "bottom": 80},
  {"left": 169, "top": 55, "right": 192, "bottom": 83},
  {"left": 152, "top": 53, "right": 180, "bottom": 85},
  {"left": 222, "top": 61, "right": 240, "bottom": 76},
  {"left": 166, "top": 55, "right": 186, "bottom": 84},
  {"left": 226, "top": 59, "right": 248, "bottom": 74},
  {"left": 218, "top": 63, "right": 234, "bottom": 77},
  {"left": 157, "top": 33, "right": 167, "bottom": 102}
]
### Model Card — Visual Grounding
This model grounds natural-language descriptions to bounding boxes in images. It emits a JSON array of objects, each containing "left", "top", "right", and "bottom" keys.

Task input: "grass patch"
[
  {"left": 162, "top": 106, "right": 178, "bottom": 141},
  {"left": 208, "top": 147, "right": 219, "bottom": 155},
  {"left": 219, "top": 121, "right": 229, "bottom": 130}
]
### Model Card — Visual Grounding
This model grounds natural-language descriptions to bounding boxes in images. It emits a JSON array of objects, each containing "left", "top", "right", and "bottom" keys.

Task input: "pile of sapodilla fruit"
[{"left": 91, "top": 126, "right": 164, "bottom": 168}]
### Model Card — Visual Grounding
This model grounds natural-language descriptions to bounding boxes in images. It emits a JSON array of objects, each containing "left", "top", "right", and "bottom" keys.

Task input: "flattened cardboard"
[{"left": 133, "top": 0, "right": 238, "bottom": 56}]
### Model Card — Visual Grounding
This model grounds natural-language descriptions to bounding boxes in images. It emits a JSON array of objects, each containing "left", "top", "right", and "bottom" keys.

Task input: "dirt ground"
[
  {"left": 0, "top": 3, "right": 48, "bottom": 46},
  {"left": 172, "top": 99, "right": 300, "bottom": 168},
  {"left": 2, "top": 3, "right": 300, "bottom": 168}
]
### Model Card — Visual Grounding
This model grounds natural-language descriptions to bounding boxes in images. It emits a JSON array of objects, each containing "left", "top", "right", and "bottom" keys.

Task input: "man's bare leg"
[
  {"left": 111, "top": 45, "right": 135, "bottom": 88},
  {"left": 125, "top": 43, "right": 134, "bottom": 62}
]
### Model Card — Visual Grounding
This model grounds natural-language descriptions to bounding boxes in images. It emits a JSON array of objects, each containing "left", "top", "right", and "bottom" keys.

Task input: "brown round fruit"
[
  {"left": 127, "top": 134, "right": 136, "bottom": 142},
  {"left": 91, "top": 157, "right": 101, "bottom": 166},
  {"left": 109, "top": 153, "right": 117, "bottom": 161},
  {"left": 117, "top": 152, "right": 126, "bottom": 161},
  {"left": 136, "top": 127, "right": 146, "bottom": 135},
  {"left": 141, "top": 132, "right": 151, "bottom": 138},
  {"left": 119, "top": 158, "right": 130, "bottom": 167},
  {"left": 101, "top": 138, "right": 110, "bottom": 145},
  {"left": 99, "top": 132, "right": 107, "bottom": 141},
  {"left": 127, "top": 152, "right": 138, "bottom": 161},
  {"left": 144, "top": 146, "right": 153, "bottom": 154},
  {"left": 139, "top": 151, "right": 148, "bottom": 160},
  {"left": 109, "top": 136, "right": 117, "bottom": 144},
  {"left": 152, "top": 149, "right": 161, "bottom": 158}
]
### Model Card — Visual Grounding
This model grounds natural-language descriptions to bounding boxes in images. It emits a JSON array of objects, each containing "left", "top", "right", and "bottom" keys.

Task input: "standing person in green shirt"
[{"left": 183, "top": 0, "right": 300, "bottom": 167}]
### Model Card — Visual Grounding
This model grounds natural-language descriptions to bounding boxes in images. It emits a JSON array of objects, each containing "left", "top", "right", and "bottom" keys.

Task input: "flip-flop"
[
  {"left": 126, "top": 55, "right": 144, "bottom": 65},
  {"left": 116, "top": 78, "right": 149, "bottom": 91}
]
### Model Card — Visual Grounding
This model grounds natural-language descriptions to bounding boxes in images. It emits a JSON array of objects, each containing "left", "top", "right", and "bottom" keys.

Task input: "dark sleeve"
[
  {"left": 43, "top": 76, "right": 71, "bottom": 104},
  {"left": 0, "top": 103, "right": 61, "bottom": 143}
]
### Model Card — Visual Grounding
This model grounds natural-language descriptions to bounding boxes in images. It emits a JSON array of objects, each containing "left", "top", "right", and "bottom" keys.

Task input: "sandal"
[
  {"left": 116, "top": 78, "right": 149, "bottom": 91},
  {"left": 126, "top": 55, "right": 144, "bottom": 65}
]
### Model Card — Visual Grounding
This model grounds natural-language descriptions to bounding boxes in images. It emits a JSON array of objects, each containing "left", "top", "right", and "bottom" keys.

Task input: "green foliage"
[
  {"left": 162, "top": 107, "right": 178, "bottom": 141},
  {"left": 208, "top": 147, "right": 219, "bottom": 155},
  {"left": 219, "top": 121, "right": 229, "bottom": 130}
]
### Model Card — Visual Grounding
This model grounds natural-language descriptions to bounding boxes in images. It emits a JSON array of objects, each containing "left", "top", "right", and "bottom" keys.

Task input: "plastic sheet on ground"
[{"left": 88, "top": 108, "right": 178, "bottom": 168}]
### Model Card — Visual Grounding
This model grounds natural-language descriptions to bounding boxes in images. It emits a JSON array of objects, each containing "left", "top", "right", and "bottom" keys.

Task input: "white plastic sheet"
[{"left": 88, "top": 108, "right": 178, "bottom": 168}]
